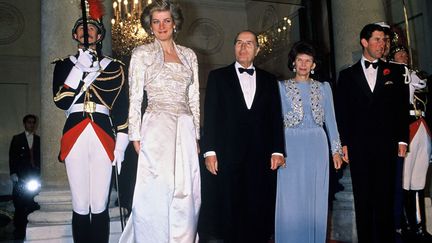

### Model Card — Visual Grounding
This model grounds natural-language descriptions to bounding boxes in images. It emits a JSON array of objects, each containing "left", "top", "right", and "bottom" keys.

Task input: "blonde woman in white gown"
[{"left": 119, "top": 1, "right": 201, "bottom": 242}]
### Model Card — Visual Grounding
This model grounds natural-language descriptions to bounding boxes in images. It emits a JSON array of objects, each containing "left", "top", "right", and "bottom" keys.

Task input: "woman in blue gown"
[{"left": 275, "top": 41, "right": 345, "bottom": 243}]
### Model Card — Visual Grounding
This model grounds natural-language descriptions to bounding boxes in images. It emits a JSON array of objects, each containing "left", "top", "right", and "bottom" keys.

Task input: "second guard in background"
[{"left": 389, "top": 45, "right": 432, "bottom": 242}]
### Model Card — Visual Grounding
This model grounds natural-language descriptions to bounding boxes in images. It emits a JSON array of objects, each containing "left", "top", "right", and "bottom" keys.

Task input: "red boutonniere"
[{"left": 383, "top": 68, "right": 391, "bottom": 76}]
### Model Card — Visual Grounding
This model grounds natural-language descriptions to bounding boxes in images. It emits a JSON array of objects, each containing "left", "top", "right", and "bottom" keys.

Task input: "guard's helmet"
[
  {"left": 389, "top": 45, "right": 409, "bottom": 62},
  {"left": 72, "top": 17, "right": 105, "bottom": 45}
]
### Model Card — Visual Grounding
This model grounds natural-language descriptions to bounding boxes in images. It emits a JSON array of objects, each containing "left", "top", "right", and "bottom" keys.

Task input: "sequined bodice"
[
  {"left": 146, "top": 62, "right": 192, "bottom": 115},
  {"left": 283, "top": 80, "right": 324, "bottom": 128},
  {"left": 280, "top": 80, "right": 342, "bottom": 155}
]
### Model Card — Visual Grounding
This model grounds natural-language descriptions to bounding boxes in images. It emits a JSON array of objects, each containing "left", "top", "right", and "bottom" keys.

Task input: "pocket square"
[{"left": 384, "top": 81, "right": 394, "bottom": 85}]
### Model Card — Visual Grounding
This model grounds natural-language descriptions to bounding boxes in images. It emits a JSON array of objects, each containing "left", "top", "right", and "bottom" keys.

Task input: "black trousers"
[{"left": 349, "top": 147, "right": 396, "bottom": 243}]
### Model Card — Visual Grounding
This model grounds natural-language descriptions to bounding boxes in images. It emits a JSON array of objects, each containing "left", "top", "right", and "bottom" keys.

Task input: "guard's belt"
[
  {"left": 409, "top": 110, "right": 425, "bottom": 117},
  {"left": 69, "top": 103, "right": 109, "bottom": 115}
]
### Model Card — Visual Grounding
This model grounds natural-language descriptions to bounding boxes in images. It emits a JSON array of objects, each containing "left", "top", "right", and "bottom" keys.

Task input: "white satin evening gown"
[{"left": 119, "top": 61, "right": 201, "bottom": 243}]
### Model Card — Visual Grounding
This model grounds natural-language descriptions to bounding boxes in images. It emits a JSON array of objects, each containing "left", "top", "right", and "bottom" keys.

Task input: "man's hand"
[
  {"left": 75, "top": 49, "right": 99, "bottom": 73},
  {"left": 205, "top": 155, "right": 218, "bottom": 175},
  {"left": 333, "top": 153, "right": 344, "bottom": 170},
  {"left": 398, "top": 144, "right": 407, "bottom": 157},
  {"left": 342, "top": 146, "right": 349, "bottom": 163},
  {"left": 76, "top": 49, "right": 94, "bottom": 68},
  {"left": 112, "top": 133, "right": 129, "bottom": 175},
  {"left": 113, "top": 150, "right": 125, "bottom": 175},
  {"left": 270, "top": 154, "right": 285, "bottom": 170}
]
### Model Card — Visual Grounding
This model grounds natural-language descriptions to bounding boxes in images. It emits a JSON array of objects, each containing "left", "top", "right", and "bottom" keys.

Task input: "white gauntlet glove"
[
  {"left": 112, "top": 132, "right": 129, "bottom": 174},
  {"left": 65, "top": 49, "right": 99, "bottom": 89},
  {"left": 75, "top": 49, "right": 99, "bottom": 72}
]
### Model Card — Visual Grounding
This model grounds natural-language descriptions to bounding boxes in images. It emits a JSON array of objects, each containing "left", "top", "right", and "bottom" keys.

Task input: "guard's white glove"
[
  {"left": 10, "top": 173, "right": 18, "bottom": 183},
  {"left": 64, "top": 66, "right": 84, "bottom": 89},
  {"left": 112, "top": 132, "right": 129, "bottom": 175},
  {"left": 64, "top": 49, "right": 99, "bottom": 89},
  {"left": 75, "top": 49, "right": 99, "bottom": 72}
]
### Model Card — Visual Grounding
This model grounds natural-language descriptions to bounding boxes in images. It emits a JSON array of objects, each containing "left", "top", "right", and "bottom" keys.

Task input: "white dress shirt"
[
  {"left": 25, "top": 131, "right": 34, "bottom": 149},
  {"left": 361, "top": 55, "right": 379, "bottom": 92},
  {"left": 361, "top": 57, "right": 407, "bottom": 146},
  {"left": 235, "top": 62, "right": 256, "bottom": 109}
]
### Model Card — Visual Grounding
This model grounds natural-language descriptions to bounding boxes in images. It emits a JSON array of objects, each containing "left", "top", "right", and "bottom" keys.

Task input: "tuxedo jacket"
[
  {"left": 200, "top": 63, "right": 285, "bottom": 240},
  {"left": 335, "top": 59, "right": 409, "bottom": 158},
  {"left": 202, "top": 63, "right": 285, "bottom": 167},
  {"left": 9, "top": 132, "right": 40, "bottom": 179}
]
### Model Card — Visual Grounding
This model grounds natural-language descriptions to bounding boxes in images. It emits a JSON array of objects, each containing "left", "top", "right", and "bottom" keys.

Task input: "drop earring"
[
  {"left": 174, "top": 28, "right": 177, "bottom": 33},
  {"left": 311, "top": 69, "right": 315, "bottom": 74},
  {"left": 292, "top": 63, "right": 296, "bottom": 72}
]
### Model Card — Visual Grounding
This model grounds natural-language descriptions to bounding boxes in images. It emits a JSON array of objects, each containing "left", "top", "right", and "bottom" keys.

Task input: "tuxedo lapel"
[
  {"left": 19, "top": 132, "right": 30, "bottom": 151},
  {"left": 353, "top": 61, "right": 373, "bottom": 100},
  {"left": 251, "top": 69, "right": 262, "bottom": 109},
  {"left": 227, "top": 64, "right": 249, "bottom": 109},
  {"left": 372, "top": 61, "right": 385, "bottom": 96}
]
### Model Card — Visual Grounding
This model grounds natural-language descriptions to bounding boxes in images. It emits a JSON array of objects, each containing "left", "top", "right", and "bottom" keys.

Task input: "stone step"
[
  {"left": 27, "top": 207, "right": 123, "bottom": 225},
  {"left": 34, "top": 188, "right": 118, "bottom": 211},
  {"left": 25, "top": 219, "right": 124, "bottom": 242}
]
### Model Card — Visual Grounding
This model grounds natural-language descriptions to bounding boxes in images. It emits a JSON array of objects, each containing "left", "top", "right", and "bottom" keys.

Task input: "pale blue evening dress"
[{"left": 275, "top": 80, "right": 342, "bottom": 243}]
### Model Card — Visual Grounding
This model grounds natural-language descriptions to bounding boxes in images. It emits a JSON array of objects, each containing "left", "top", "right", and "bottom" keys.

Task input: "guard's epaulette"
[
  {"left": 103, "top": 56, "right": 125, "bottom": 66},
  {"left": 51, "top": 56, "right": 70, "bottom": 64}
]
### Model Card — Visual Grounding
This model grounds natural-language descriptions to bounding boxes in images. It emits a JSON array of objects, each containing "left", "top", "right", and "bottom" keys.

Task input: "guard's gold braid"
[
  {"left": 100, "top": 68, "right": 122, "bottom": 75},
  {"left": 90, "top": 86, "right": 112, "bottom": 109},
  {"left": 96, "top": 69, "right": 122, "bottom": 81},
  {"left": 110, "top": 66, "right": 125, "bottom": 108},
  {"left": 89, "top": 66, "right": 124, "bottom": 110},
  {"left": 117, "top": 122, "right": 128, "bottom": 131},
  {"left": 92, "top": 84, "right": 121, "bottom": 92},
  {"left": 413, "top": 94, "right": 427, "bottom": 111},
  {"left": 54, "top": 91, "right": 75, "bottom": 102}
]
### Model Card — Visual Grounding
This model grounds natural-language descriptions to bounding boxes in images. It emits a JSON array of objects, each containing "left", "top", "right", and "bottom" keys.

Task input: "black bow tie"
[
  {"left": 364, "top": 60, "right": 378, "bottom": 69},
  {"left": 238, "top": 67, "right": 254, "bottom": 75}
]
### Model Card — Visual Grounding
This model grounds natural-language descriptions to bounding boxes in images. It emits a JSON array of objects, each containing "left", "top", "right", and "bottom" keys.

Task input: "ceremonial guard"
[
  {"left": 52, "top": 1, "right": 128, "bottom": 242},
  {"left": 389, "top": 45, "right": 432, "bottom": 242}
]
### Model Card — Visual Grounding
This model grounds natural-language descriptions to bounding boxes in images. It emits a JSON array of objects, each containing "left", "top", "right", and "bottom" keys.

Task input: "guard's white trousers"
[
  {"left": 65, "top": 124, "right": 112, "bottom": 214},
  {"left": 403, "top": 119, "right": 432, "bottom": 190}
]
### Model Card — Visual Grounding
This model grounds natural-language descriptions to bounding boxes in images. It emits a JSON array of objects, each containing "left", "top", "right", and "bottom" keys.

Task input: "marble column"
[
  {"left": 26, "top": 1, "right": 121, "bottom": 242},
  {"left": 40, "top": 0, "right": 79, "bottom": 188},
  {"left": 331, "top": 0, "right": 386, "bottom": 73}
]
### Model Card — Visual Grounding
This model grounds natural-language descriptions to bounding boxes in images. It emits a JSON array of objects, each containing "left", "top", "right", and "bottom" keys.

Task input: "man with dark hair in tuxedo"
[
  {"left": 335, "top": 23, "right": 409, "bottom": 243},
  {"left": 9, "top": 114, "right": 41, "bottom": 240}
]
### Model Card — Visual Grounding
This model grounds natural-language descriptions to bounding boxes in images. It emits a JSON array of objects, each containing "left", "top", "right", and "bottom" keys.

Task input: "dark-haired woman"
[
  {"left": 275, "top": 41, "right": 345, "bottom": 243},
  {"left": 119, "top": 0, "right": 200, "bottom": 242}
]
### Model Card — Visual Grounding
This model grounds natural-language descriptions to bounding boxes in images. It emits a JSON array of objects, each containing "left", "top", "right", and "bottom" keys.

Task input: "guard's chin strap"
[{"left": 73, "top": 37, "right": 103, "bottom": 46}]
